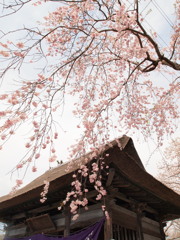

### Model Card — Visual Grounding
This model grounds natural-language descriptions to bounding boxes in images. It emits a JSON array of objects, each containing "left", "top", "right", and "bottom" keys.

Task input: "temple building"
[{"left": 0, "top": 136, "right": 179, "bottom": 240}]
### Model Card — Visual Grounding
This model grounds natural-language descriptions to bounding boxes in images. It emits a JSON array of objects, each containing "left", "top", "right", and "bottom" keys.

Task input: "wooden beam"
[
  {"left": 28, "top": 202, "right": 60, "bottom": 214},
  {"left": 111, "top": 174, "right": 131, "bottom": 188},
  {"left": 11, "top": 213, "right": 26, "bottom": 220},
  {"left": 70, "top": 209, "right": 104, "bottom": 229},
  {"left": 108, "top": 187, "right": 130, "bottom": 203},
  {"left": 109, "top": 187, "right": 158, "bottom": 215},
  {"left": 54, "top": 203, "right": 104, "bottom": 231},
  {"left": 106, "top": 168, "right": 115, "bottom": 187},
  {"left": 126, "top": 191, "right": 147, "bottom": 197}
]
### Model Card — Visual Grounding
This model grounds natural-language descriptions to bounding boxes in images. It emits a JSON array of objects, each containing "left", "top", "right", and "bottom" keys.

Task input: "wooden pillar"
[
  {"left": 103, "top": 196, "right": 114, "bottom": 240},
  {"left": 104, "top": 210, "right": 112, "bottom": 240},
  {"left": 131, "top": 202, "right": 146, "bottom": 240},
  {"left": 64, "top": 206, "right": 71, "bottom": 237},
  {"left": 136, "top": 212, "right": 144, "bottom": 240}
]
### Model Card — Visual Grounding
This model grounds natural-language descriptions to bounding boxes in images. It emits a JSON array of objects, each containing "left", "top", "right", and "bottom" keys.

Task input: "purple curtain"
[{"left": 5, "top": 218, "right": 104, "bottom": 240}]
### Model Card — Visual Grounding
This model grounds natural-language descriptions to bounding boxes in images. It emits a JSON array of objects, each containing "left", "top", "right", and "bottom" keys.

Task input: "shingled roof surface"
[{"left": 0, "top": 136, "right": 131, "bottom": 203}]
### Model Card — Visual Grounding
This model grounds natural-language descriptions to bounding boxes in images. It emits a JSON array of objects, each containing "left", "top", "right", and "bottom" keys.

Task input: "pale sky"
[{"left": 0, "top": 0, "right": 179, "bottom": 197}]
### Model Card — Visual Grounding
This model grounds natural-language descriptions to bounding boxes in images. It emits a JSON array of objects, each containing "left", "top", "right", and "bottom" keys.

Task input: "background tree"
[
  {"left": 158, "top": 138, "right": 180, "bottom": 239},
  {"left": 0, "top": 0, "right": 179, "bottom": 212}
]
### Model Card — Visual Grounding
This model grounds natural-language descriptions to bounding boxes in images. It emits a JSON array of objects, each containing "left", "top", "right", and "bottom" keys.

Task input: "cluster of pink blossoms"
[
  {"left": 58, "top": 153, "right": 110, "bottom": 220},
  {"left": 40, "top": 180, "right": 50, "bottom": 203},
  {"left": 10, "top": 179, "right": 23, "bottom": 195}
]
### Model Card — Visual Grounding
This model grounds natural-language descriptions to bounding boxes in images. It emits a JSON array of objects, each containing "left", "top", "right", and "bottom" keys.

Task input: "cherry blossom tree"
[
  {"left": 158, "top": 138, "right": 180, "bottom": 193},
  {"left": 0, "top": 0, "right": 179, "bottom": 215}
]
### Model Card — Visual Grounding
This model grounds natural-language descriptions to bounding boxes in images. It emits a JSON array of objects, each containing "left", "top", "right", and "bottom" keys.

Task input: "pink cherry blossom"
[
  {"left": 25, "top": 143, "right": 31, "bottom": 148},
  {"left": 32, "top": 166, "right": 37, "bottom": 172},
  {"left": 16, "top": 164, "right": 23, "bottom": 169},
  {"left": 72, "top": 214, "right": 79, "bottom": 221},
  {"left": 32, "top": 101, "right": 38, "bottom": 107},
  {"left": 16, "top": 179, "right": 23, "bottom": 186},
  {"left": 0, "top": 51, "right": 9, "bottom": 57},
  {"left": 35, "top": 153, "right": 40, "bottom": 159},
  {"left": 16, "top": 42, "right": 24, "bottom": 48}
]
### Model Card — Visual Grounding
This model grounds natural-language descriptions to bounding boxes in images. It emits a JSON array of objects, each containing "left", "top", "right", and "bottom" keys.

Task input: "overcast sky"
[{"left": 0, "top": 0, "right": 179, "bottom": 197}]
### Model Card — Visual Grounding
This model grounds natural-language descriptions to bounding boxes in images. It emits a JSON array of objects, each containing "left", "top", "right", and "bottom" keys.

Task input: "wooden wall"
[{"left": 4, "top": 202, "right": 163, "bottom": 240}]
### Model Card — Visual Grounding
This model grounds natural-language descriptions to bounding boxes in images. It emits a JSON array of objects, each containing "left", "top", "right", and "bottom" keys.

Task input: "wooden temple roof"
[{"left": 0, "top": 135, "right": 179, "bottom": 222}]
